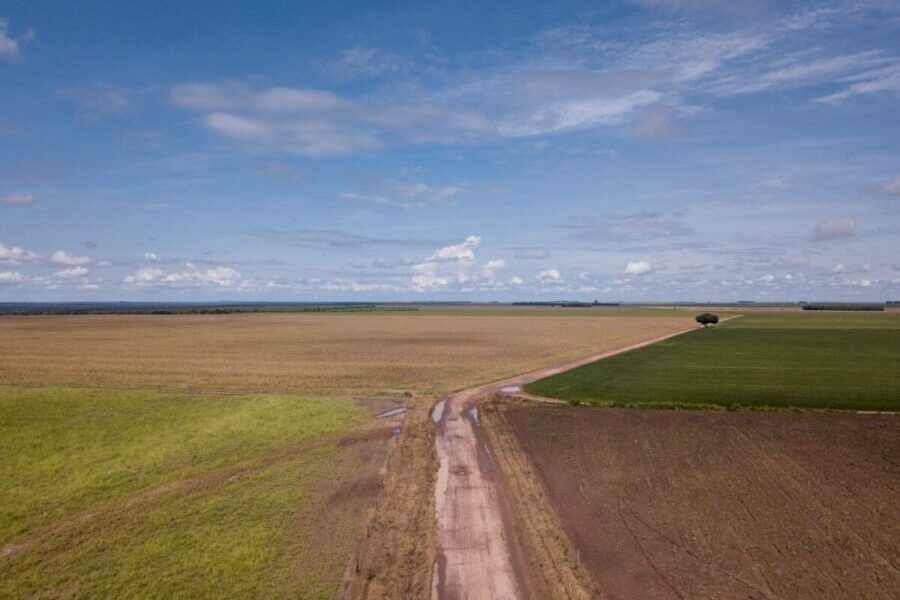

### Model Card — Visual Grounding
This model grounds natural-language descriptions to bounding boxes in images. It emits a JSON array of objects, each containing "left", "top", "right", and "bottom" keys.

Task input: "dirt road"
[{"left": 431, "top": 325, "right": 699, "bottom": 599}]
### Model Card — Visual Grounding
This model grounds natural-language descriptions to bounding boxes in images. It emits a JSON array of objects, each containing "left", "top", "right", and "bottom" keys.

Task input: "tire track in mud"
[{"left": 431, "top": 325, "right": 700, "bottom": 600}]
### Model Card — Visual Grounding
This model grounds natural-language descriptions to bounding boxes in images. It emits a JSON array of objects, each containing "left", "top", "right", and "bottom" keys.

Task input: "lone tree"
[{"left": 696, "top": 312, "right": 720, "bottom": 327}]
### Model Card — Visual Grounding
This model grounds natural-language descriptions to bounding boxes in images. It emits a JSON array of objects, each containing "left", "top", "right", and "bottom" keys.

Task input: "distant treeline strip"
[
  {"left": 512, "top": 301, "right": 621, "bottom": 307},
  {"left": 801, "top": 304, "right": 884, "bottom": 311},
  {"left": 0, "top": 303, "right": 419, "bottom": 316}
]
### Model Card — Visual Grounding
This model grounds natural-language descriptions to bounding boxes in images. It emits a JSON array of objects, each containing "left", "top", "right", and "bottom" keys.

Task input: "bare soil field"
[
  {"left": 503, "top": 407, "right": 900, "bottom": 600},
  {"left": 0, "top": 313, "right": 693, "bottom": 394}
]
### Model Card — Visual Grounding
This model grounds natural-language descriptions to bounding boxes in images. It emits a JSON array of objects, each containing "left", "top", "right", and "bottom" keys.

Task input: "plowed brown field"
[{"left": 504, "top": 407, "right": 900, "bottom": 600}]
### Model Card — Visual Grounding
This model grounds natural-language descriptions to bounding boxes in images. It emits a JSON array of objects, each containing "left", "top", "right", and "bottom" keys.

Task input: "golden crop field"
[{"left": 0, "top": 313, "right": 695, "bottom": 394}]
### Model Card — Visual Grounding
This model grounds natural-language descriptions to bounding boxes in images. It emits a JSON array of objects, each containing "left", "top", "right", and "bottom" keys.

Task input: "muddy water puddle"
[
  {"left": 431, "top": 399, "right": 446, "bottom": 423},
  {"left": 500, "top": 386, "right": 521, "bottom": 394},
  {"left": 374, "top": 406, "right": 407, "bottom": 419}
]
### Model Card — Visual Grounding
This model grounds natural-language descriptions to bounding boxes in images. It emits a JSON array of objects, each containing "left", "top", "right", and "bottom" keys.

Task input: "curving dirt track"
[{"left": 431, "top": 325, "right": 698, "bottom": 599}]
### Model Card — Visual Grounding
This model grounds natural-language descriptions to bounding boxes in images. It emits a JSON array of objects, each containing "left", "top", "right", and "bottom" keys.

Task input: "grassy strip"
[
  {"left": 525, "top": 312, "right": 900, "bottom": 411},
  {"left": 481, "top": 400, "right": 595, "bottom": 599}
]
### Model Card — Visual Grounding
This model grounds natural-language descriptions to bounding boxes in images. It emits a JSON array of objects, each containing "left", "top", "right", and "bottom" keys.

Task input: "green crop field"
[
  {"left": 525, "top": 312, "right": 900, "bottom": 411},
  {"left": 0, "top": 387, "right": 386, "bottom": 599}
]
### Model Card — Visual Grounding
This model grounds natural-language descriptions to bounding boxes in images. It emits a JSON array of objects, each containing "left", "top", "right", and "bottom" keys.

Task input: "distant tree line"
[
  {"left": 0, "top": 304, "right": 415, "bottom": 316},
  {"left": 512, "top": 301, "right": 621, "bottom": 307},
  {"left": 801, "top": 304, "right": 884, "bottom": 312}
]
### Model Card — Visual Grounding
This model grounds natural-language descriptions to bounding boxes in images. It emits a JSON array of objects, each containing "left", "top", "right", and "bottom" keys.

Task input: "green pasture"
[
  {"left": 0, "top": 387, "right": 371, "bottom": 599},
  {"left": 525, "top": 312, "right": 900, "bottom": 411}
]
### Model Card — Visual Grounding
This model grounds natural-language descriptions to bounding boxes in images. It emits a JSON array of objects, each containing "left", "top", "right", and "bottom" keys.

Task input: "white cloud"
[
  {"left": 411, "top": 235, "right": 482, "bottom": 291},
  {"left": 818, "top": 63, "right": 900, "bottom": 104},
  {"left": 482, "top": 259, "right": 506, "bottom": 278},
  {"left": 411, "top": 261, "right": 450, "bottom": 291},
  {"left": 55, "top": 266, "right": 89, "bottom": 278},
  {"left": 51, "top": 250, "right": 92, "bottom": 266},
  {"left": 881, "top": 176, "right": 900, "bottom": 196},
  {"left": 1, "top": 193, "right": 36, "bottom": 206},
  {"left": 0, "top": 17, "right": 32, "bottom": 62},
  {"left": 144, "top": 252, "right": 160, "bottom": 262},
  {"left": 124, "top": 264, "right": 243, "bottom": 288},
  {"left": 340, "top": 181, "right": 464, "bottom": 209},
  {"left": 623, "top": 260, "right": 653, "bottom": 275},
  {"left": 536, "top": 268, "right": 563, "bottom": 283},
  {"left": 508, "top": 276, "right": 525, "bottom": 286},
  {"left": 428, "top": 235, "right": 481, "bottom": 262},
  {"left": 252, "top": 87, "right": 350, "bottom": 112},
  {"left": 0, "top": 242, "right": 38, "bottom": 265},
  {"left": 174, "top": 82, "right": 487, "bottom": 156},
  {"left": 812, "top": 217, "right": 856, "bottom": 241},
  {"left": 324, "top": 278, "right": 402, "bottom": 293},
  {"left": 0, "top": 270, "right": 26, "bottom": 283}
]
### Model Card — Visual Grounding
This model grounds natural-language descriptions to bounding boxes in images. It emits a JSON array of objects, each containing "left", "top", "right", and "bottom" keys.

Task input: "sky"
[{"left": 1, "top": 0, "right": 898, "bottom": 302}]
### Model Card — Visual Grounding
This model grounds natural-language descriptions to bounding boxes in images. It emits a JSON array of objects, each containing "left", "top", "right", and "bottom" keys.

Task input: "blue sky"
[{"left": 1, "top": 0, "right": 898, "bottom": 302}]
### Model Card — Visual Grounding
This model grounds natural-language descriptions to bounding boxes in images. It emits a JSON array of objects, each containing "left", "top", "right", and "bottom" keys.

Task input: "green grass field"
[
  {"left": 525, "top": 312, "right": 900, "bottom": 411},
  {"left": 0, "top": 387, "right": 382, "bottom": 599}
]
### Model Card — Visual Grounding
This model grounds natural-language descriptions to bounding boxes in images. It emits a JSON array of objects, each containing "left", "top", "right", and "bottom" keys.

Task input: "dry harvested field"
[
  {"left": 0, "top": 313, "right": 693, "bottom": 394},
  {"left": 503, "top": 406, "right": 900, "bottom": 599}
]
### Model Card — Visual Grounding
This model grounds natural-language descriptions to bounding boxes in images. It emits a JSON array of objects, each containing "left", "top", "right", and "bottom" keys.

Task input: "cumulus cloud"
[
  {"left": 51, "top": 250, "right": 92, "bottom": 266},
  {"left": 536, "top": 268, "right": 563, "bottom": 283},
  {"left": 55, "top": 266, "right": 89, "bottom": 278},
  {"left": 428, "top": 235, "right": 481, "bottom": 262},
  {"left": 623, "top": 260, "right": 653, "bottom": 275},
  {"left": 812, "top": 217, "right": 856, "bottom": 241},
  {"left": 1, "top": 193, "right": 36, "bottom": 206},
  {"left": 411, "top": 235, "right": 482, "bottom": 291},
  {"left": 0, "top": 242, "right": 38, "bottom": 264},
  {"left": 0, "top": 270, "right": 26, "bottom": 283},
  {"left": 482, "top": 259, "right": 506, "bottom": 279},
  {"left": 124, "top": 263, "right": 243, "bottom": 288},
  {"left": 144, "top": 252, "right": 160, "bottom": 262}
]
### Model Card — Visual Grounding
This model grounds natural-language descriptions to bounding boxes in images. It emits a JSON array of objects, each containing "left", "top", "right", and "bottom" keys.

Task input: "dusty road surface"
[{"left": 431, "top": 326, "right": 698, "bottom": 600}]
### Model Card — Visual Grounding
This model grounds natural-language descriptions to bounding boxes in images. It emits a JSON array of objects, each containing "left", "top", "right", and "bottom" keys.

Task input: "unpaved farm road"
[{"left": 431, "top": 325, "right": 701, "bottom": 600}]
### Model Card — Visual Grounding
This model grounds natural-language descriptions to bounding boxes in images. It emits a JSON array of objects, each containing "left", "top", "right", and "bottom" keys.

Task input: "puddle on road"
[
  {"left": 468, "top": 405, "right": 479, "bottom": 426},
  {"left": 432, "top": 399, "right": 446, "bottom": 423},
  {"left": 500, "top": 386, "right": 521, "bottom": 394},
  {"left": 483, "top": 442, "right": 493, "bottom": 463},
  {"left": 375, "top": 406, "right": 407, "bottom": 419}
]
